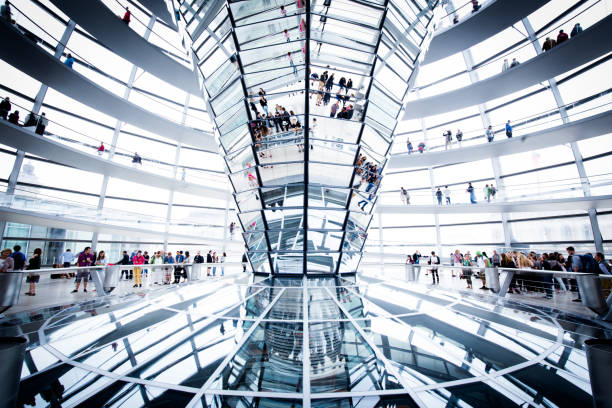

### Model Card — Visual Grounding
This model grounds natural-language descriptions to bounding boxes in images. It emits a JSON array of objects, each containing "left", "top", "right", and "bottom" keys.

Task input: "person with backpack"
[
  {"left": 566, "top": 246, "right": 599, "bottom": 302},
  {"left": 10, "top": 244, "right": 26, "bottom": 271},
  {"left": 428, "top": 251, "right": 440, "bottom": 284}
]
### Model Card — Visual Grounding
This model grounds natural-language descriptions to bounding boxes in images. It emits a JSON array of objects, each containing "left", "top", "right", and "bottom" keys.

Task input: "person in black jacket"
[
  {"left": 206, "top": 250, "right": 213, "bottom": 276},
  {"left": 242, "top": 253, "right": 248, "bottom": 273},
  {"left": 25, "top": 248, "right": 42, "bottom": 296},
  {"left": 194, "top": 251, "right": 204, "bottom": 264},
  {"left": 117, "top": 251, "right": 131, "bottom": 280}
]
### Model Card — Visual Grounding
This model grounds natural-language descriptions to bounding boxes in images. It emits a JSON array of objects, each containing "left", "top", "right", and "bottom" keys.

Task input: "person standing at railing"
[
  {"left": 117, "top": 250, "right": 130, "bottom": 280},
  {"left": 143, "top": 251, "right": 149, "bottom": 277},
  {"left": 10, "top": 244, "right": 26, "bottom": 272},
  {"left": 24, "top": 248, "right": 41, "bottom": 296},
  {"left": 0, "top": 96, "right": 11, "bottom": 120},
  {"left": 486, "top": 125, "right": 494, "bottom": 143},
  {"left": 97, "top": 142, "right": 105, "bottom": 156},
  {"left": 8, "top": 109, "right": 19, "bottom": 125},
  {"left": 461, "top": 253, "right": 473, "bottom": 289},
  {"left": 435, "top": 188, "right": 443, "bottom": 205},
  {"left": 212, "top": 252, "right": 218, "bottom": 276},
  {"left": 72, "top": 246, "right": 94, "bottom": 293},
  {"left": 505, "top": 120, "right": 512, "bottom": 138},
  {"left": 491, "top": 250, "right": 501, "bottom": 268},
  {"left": 566, "top": 246, "right": 599, "bottom": 302},
  {"left": 174, "top": 250, "right": 185, "bottom": 283},
  {"left": 220, "top": 252, "right": 226, "bottom": 276},
  {"left": 163, "top": 252, "right": 174, "bottom": 284},
  {"left": 242, "top": 253, "right": 248, "bottom": 273},
  {"left": 182, "top": 251, "right": 191, "bottom": 282},
  {"left": 59, "top": 248, "right": 74, "bottom": 268},
  {"left": 467, "top": 182, "right": 476, "bottom": 204},
  {"left": 570, "top": 23, "right": 583, "bottom": 38},
  {"left": 444, "top": 186, "right": 451, "bottom": 205},
  {"left": 595, "top": 253, "right": 611, "bottom": 275},
  {"left": 63, "top": 53, "right": 75, "bottom": 69},
  {"left": 149, "top": 251, "right": 164, "bottom": 284},
  {"left": 132, "top": 250, "right": 145, "bottom": 288},
  {"left": 1, "top": 1, "right": 12, "bottom": 22},
  {"left": 122, "top": 7, "right": 131, "bottom": 25},
  {"left": 0, "top": 248, "right": 14, "bottom": 272},
  {"left": 95, "top": 251, "right": 107, "bottom": 267},
  {"left": 475, "top": 251, "right": 489, "bottom": 290},
  {"left": 428, "top": 251, "right": 440, "bottom": 284},
  {"left": 206, "top": 250, "right": 213, "bottom": 276},
  {"left": 35, "top": 112, "right": 48, "bottom": 135}
]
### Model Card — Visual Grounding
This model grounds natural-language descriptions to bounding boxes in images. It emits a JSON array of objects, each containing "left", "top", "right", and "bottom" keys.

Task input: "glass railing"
[{"left": 378, "top": 172, "right": 612, "bottom": 205}]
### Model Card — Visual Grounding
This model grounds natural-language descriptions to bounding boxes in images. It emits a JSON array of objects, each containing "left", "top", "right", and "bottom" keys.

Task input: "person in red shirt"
[
  {"left": 122, "top": 7, "right": 131, "bottom": 25},
  {"left": 556, "top": 29, "right": 569, "bottom": 45},
  {"left": 97, "top": 142, "right": 105, "bottom": 156},
  {"left": 132, "top": 250, "right": 145, "bottom": 288}
]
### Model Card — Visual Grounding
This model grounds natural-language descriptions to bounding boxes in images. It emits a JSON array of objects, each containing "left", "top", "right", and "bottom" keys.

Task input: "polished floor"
[
  {"left": 7, "top": 267, "right": 243, "bottom": 314},
  {"left": 2, "top": 273, "right": 607, "bottom": 407}
]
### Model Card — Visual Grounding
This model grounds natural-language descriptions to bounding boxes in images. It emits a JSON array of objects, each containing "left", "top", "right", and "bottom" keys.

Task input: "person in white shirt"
[
  {"left": 443, "top": 186, "right": 451, "bottom": 204},
  {"left": 60, "top": 249, "right": 74, "bottom": 268}
]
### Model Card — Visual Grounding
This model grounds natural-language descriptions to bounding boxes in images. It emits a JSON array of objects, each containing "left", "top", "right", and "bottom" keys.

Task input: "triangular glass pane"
[{"left": 309, "top": 320, "right": 403, "bottom": 393}]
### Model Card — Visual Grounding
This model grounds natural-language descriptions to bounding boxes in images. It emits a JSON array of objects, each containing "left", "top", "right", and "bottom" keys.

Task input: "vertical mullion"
[
  {"left": 227, "top": 4, "right": 276, "bottom": 274},
  {"left": 303, "top": 0, "right": 311, "bottom": 275},
  {"left": 335, "top": 3, "right": 389, "bottom": 275}
]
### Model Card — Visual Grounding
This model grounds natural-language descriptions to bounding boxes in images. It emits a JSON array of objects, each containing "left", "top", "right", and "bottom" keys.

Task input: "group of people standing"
[
  {"left": 542, "top": 24, "right": 583, "bottom": 52},
  {"left": 1, "top": 96, "right": 49, "bottom": 135}
]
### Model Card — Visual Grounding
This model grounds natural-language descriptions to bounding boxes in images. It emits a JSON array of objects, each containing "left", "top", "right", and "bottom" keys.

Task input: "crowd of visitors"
[
  {"left": 405, "top": 246, "right": 611, "bottom": 300},
  {"left": 0, "top": 246, "right": 243, "bottom": 296}
]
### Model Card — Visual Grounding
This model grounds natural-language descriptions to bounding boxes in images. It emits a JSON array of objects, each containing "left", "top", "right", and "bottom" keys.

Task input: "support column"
[
  {"left": 522, "top": 17, "right": 603, "bottom": 252},
  {"left": 164, "top": 93, "right": 191, "bottom": 251},
  {"left": 417, "top": 91, "right": 442, "bottom": 256},
  {"left": 93, "top": 15, "right": 157, "bottom": 251}
]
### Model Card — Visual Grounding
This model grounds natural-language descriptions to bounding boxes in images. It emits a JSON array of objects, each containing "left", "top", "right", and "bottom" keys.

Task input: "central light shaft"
[{"left": 184, "top": 0, "right": 433, "bottom": 274}]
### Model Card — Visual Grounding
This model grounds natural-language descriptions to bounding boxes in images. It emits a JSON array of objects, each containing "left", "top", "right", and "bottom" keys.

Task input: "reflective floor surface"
[{"left": 2, "top": 274, "right": 608, "bottom": 407}]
